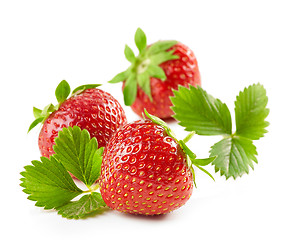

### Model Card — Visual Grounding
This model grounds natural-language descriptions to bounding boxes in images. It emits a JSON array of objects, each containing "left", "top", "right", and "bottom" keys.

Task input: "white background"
[{"left": 1, "top": 0, "right": 284, "bottom": 239}]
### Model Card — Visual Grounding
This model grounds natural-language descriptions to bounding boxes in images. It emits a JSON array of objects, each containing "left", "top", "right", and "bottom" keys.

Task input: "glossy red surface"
[
  {"left": 100, "top": 120, "right": 193, "bottom": 215},
  {"left": 38, "top": 88, "right": 127, "bottom": 158}
]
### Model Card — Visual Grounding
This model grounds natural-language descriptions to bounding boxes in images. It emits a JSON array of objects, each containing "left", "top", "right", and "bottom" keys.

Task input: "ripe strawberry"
[
  {"left": 109, "top": 28, "right": 201, "bottom": 119},
  {"left": 29, "top": 80, "right": 127, "bottom": 159},
  {"left": 100, "top": 110, "right": 215, "bottom": 215}
]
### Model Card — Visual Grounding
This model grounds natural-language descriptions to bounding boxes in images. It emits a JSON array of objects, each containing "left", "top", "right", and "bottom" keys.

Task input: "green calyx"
[
  {"left": 109, "top": 28, "right": 179, "bottom": 106},
  {"left": 144, "top": 109, "right": 216, "bottom": 187},
  {"left": 28, "top": 80, "right": 101, "bottom": 133}
]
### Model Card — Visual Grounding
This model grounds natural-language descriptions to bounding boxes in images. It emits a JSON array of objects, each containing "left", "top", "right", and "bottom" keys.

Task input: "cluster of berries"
[{"left": 27, "top": 28, "right": 210, "bottom": 216}]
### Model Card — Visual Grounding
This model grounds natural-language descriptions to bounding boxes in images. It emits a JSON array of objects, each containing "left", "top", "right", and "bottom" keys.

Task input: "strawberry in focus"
[
  {"left": 100, "top": 110, "right": 215, "bottom": 215},
  {"left": 29, "top": 80, "right": 127, "bottom": 159},
  {"left": 110, "top": 28, "right": 201, "bottom": 119}
]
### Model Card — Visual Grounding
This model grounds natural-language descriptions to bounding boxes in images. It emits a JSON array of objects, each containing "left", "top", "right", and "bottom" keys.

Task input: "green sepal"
[
  {"left": 72, "top": 84, "right": 102, "bottom": 95},
  {"left": 28, "top": 117, "right": 45, "bottom": 133},
  {"left": 181, "top": 136, "right": 215, "bottom": 182},
  {"left": 179, "top": 140, "right": 196, "bottom": 160},
  {"left": 55, "top": 80, "right": 71, "bottom": 104},
  {"left": 146, "top": 64, "right": 166, "bottom": 81},
  {"left": 28, "top": 103, "right": 56, "bottom": 132},
  {"left": 148, "top": 40, "right": 178, "bottom": 55},
  {"left": 109, "top": 71, "right": 127, "bottom": 83},
  {"left": 33, "top": 107, "right": 42, "bottom": 118},
  {"left": 124, "top": 44, "right": 136, "bottom": 63},
  {"left": 191, "top": 156, "right": 216, "bottom": 166},
  {"left": 41, "top": 103, "right": 57, "bottom": 116},
  {"left": 144, "top": 109, "right": 176, "bottom": 139},
  {"left": 28, "top": 80, "right": 102, "bottom": 133},
  {"left": 123, "top": 74, "right": 137, "bottom": 106},
  {"left": 194, "top": 165, "right": 215, "bottom": 182},
  {"left": 109, "top": 28, "right": 179, "bottom": 103},
  {"left": 135, "top": 28, "right": 147, "bottom": 53},
  {"left": 28, "top": 81, "right": 69, "bottom": 133},
  {"left": 137, "top": 72, "right": 152, "bottom": 101},
  {"left": 149, "top": 49, "right": 179, "bottom": 66},
  {"left": 183, "top": 131, "right": 195, "bottom": 143},
  {"left": 180, "top": 139, "right": 216, "bottom": 183}
]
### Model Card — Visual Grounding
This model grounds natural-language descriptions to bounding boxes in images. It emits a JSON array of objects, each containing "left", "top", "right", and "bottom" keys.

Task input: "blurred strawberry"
[{"left": 110, "top": 28, "right": 201, "bottom": 119}]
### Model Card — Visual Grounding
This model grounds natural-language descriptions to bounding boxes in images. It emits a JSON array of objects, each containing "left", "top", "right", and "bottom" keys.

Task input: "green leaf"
[
  {"left": 235, "top": 83, "right": 269, "bottom": 140},
  {"left": 148, "top": 40, "right": 178, "bottom": 55},
  {"left": 123, "top": 74, "right": 137, "bottom": 106},
  {"left": 210, "top": 136, "right": 258, "bottom": 179},
  {"left": 28, "top": 117, "right": 45, "bottom": 132},
  {"left": 56, "top": 192, "right": 106, "bottom": 219},
  {"left": 72, "top": 84, "right": 102, "bottom": 95},
  {"left": 124, "top": 44, "right": 136, "bottom": 63},
  {"left": 137, "top": 72, "right": 152, "bottom": 101},
  {"left": 109, "top": 71, "right": 127, "bottom": 83},
  {"left": 135, "top": 28, "right": 147, "bottom": 53},
  {"left": 20, "top": 156, "right": 83, "bottom": 209},
  {"left": 147, "top": 64, "right": 166, "bottom": 81},
  {"left": 171, "top": 85, "right": 232, "bottom": 135},
  {"left": 55, "top": 80, "right": 71, "bottom": 104},
  {"left": 53, "top": 126, "right": 103, "bottom": 187}
]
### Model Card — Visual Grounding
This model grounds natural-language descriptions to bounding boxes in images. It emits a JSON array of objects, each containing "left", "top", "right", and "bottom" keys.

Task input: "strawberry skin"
[
  {"left": 100, "top": 119, "right": 194, "bottom": 215},
  {"left": 131, "top": 43, "right": 201, "bottom": 119},
  {"left": 39, "top": 88, "right": 127, "bottom": 158}
]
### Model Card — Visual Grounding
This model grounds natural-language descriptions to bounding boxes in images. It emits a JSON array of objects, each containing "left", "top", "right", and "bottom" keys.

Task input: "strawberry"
[
  {"left": 100, "top": 110, "right": 215, "bottom": 215},
  {"left": 29, "top": 80, "right": 127, "bottom": 159},
  {"left": 109, "top": 28, "right": 201, "bottom": 119}
]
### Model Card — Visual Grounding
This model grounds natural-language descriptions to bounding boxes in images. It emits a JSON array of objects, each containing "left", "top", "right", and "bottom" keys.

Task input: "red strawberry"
[
  {"left": 29, "top": 80, "right": 127, "bottom": 159},
  {"left": 100, "top": 110, "right": 215, "bottom": 215},
  {"left": 110, "top": 28, "right": 201, "bottom": 119}
]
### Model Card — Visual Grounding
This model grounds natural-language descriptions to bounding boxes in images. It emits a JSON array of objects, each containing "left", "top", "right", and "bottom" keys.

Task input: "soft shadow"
[
  {"left": 163, "top": 117, "right": 177, "bottom": 124},
  {"left": 118, "top": 211, "right": 171, "bottom": 222}
]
